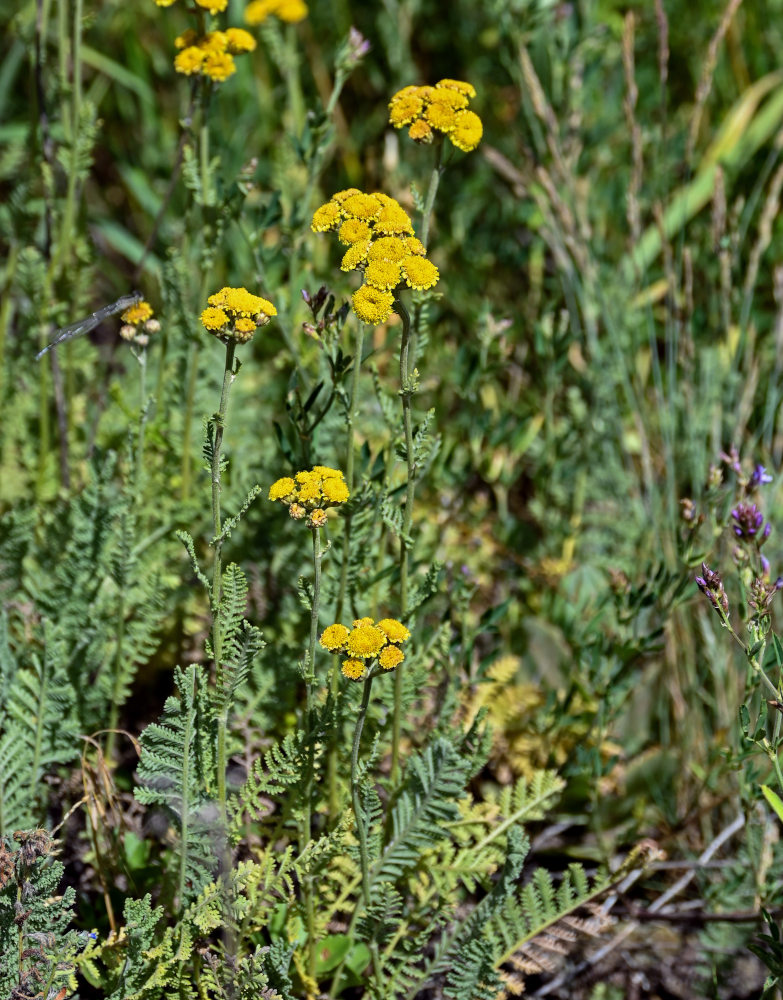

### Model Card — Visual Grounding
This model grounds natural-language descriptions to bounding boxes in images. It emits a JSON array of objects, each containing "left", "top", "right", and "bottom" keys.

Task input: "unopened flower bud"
[
  {"left": 134, "top": 333, "right": 149, "bottom": 347},
  {"left": 289, "top": 503, "right": 306, "bottom": 520},
  {"left": 144, "top": 318, "right": 161, "bottom": 334},
  {"left": 119, "top": 324, "right": 136, "bottom": 341},
  {"left": 308, "top": 508, "right": 327, "bottom": 528}
]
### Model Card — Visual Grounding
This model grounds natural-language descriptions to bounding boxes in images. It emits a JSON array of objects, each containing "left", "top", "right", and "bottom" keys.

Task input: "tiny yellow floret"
[
  {"left": 377, "top": 618, "right": 411, "bottom": 643},
  {"left": 429, "top": 87, "right": 469, "bottom": 111},
  {"left": 320, "top": 624, "right": 350, "bottom": 651},
  {"left": 425, "top": 102, "right": 458, "bottom": 133},
  {"left": 175, "top": 29, "right": 197, "bottom": 49},
  {"left": 379, "top": 645, "right": 404, "bottom": 670},
  {"left": 375, "top": 204, "right": 414, "bottom": 236},
  {"left": 353, "top": 617, "right": 374, "bottom": 627},
  {"left": 389, "top": 93, "right": 424, "bottom": 127},
  {"left": 341, "top": 658, "right": 365, "bottom": 680},
  {"left": 195, "top": 0, "right": 228, "bottom": 12},
  {"left": 351, "top": 285, "right": 395, "bottom": 326}
]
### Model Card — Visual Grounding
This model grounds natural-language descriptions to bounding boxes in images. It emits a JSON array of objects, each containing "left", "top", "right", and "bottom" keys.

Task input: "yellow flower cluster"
[
  {"left": 245, "top": 0, "right": 307, "bottom": 24},
  {"left": 389, "top": 80, "right": 483, "bottom": 152},
  {"left": 200, "top": 286, "right": 276, "bottom": 343},
  {"left": 173, "top": 28, "right": 256, "bottom": 82},
  {"left": 268, "top": 466, "right": 349, "bottom": 526},
  {"left": 311, "top": 189, "right": 439, "bottom": 325},
  {"left": 320, "top": 616, "right": 411, "bottom": 680},
  {"left": 119, "top": 301, "right": 159, "bottom": 346}
]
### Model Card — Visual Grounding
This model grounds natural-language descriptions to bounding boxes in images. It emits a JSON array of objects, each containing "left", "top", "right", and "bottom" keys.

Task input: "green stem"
[
  {"left": 212, "top": 339, "right": 237, "bottom": 823},
  {"left": 391, "top": 299, "right": 415, "bottom": 785},
  {"left": 420, "top": 141, "right": 445, "bottom": 250},
  {"left": 349, "top": 672, "right": 383, "bottom": 987},
  {"left": 328, "top": 322, "right": 365, "bottom": 818},
  {"left": 302, "top": 524, "right": 323, "bottom": 981}
]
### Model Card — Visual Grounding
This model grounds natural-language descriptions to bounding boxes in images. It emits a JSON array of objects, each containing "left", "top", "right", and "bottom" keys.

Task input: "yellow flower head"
[
  {"left": 367, "top": 236, "right": 409, "bottom": 264},
  {"left": 200, "top": 31, "right": 228, "bottom": 54},
  {"left": 342, "top": 192, "right": 382, "bottom": 222},
  {"left": 341, "top": 240, "right": 371, "bottom": 272},
  {"left": 174, "top": 47, "right": 206, "bottom": 75},
  {"left": 246, "top": 0, "right": 308, "bottom": 22},
  {"left": 346, "top": 623, "right": 386, "bottom": 659},
  {"left": 225, "top": 28, "right": 257, "bottom": 53},
  {"left": 338, "top": 218, "right": 372, "bottom": 246},
  {"left": 402, "top": 256, "right": 439, "bottom": 291},
  {"left": 121, "top": 301, "right": 154, "bottom": 325},
  {"left": 202, "top": 51, "right": 236, "bottom": 82},
  {"left": 320, "top": 623, "right": 350, "bottom": 651},
  {"left": 437, "top": 78, "right": 477, "bottom": 98},
  {"left": 353, "top": 617, "right": 374, "bottom": 627},
  {"left": 332, "top": 188, "right": 362, "bottom": 203},
  {"left": 389, "top": 93, "right": 424, "bottom": 127},
  {"left": 312, "top": 465, "right": 342, "bottom": 478},
  {"left": 155, "top": 0, "right": 177, "bottom": 5},
  {"left": 321, "top": 477, "right": 350, "bottom": 504},
  {"left": 311, "top": 202, "right": 342, "bottom": 233},
  {"left": 377, "top": 618, "right": 411, "bottom": 643},
  {"left": 425, "top": 101, "right": 458, "bottom": 133},
  {"left": 201, "top": 306, "right": 230, "bottom": 331},
  {"left": 277, "top": 0, "right": 308, "bottom": 20},
  {"left": 451, "top": 109, "right": 483, "bottom": 152},
  {"left": 352, "top": 285, "right": 394, "bottom": 326},
  {"left": 379, "top": 645, "right": 404, "bottom": 670},
  {"left": 409, "top": 119, "right": 433, "bottom": 144},
  {"left": 375, "top": 204, "right": 414, "bottom": 236},
  {"left": 404, "top": 236, "right": 427, "bottom": 256},
  {"left": 364, "top": 259, "right": 402, "bottom": 291},
  {"left": 269, "top": 477, "right": 296, "bottom": 501},
  {"left": 429, "top": 87, "right": 469, "bottom": 111},
  {"left": 341, "top": 658, "right": 365, "bottom": 680},
  {"left": 196, "top": 0, "right": 228, "bottom": 12}
]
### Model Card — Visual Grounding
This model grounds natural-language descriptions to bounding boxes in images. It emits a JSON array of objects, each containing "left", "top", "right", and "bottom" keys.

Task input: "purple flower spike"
[
  {"left": 751, "top": 464, "right": 774, "bottom": 487},
  {"left": 731, "top": 502, "right": 765, "bottom": 541}
]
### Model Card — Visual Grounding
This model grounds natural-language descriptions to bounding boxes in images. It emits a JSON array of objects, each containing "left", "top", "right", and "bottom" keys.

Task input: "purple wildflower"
[
  {"left": 750, "top": 464, "right": 773, "bottom": 487},
  {"left": 720, "top": 445, "right": 742, "bottom": 475},
  {"left": 731, "top": 502, "right": 768, "bottom": 542},
  {"left": 695, "top": 562, "right": 729, "bottom": 615}
]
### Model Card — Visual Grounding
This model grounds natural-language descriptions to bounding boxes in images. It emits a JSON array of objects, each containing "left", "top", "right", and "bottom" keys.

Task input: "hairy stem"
[{"left": 391, "top": 298, "right": 415, "bottom": 785}]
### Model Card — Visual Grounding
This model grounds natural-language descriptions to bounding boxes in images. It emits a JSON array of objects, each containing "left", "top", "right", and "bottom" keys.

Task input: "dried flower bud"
[
  {"left": 679, "top": 498, "right": 696, "bottom": 522},
  {"left": 144, "top": 318, "right": 161, "bottom": 334},
  {"left": 119, "top": 324, "right": 136, "bottom": 341},
  {"left": 695, "top": 562, "right": 729, "bottom": 615},
  {"left": 134, "top": 333, "right": 149, "bottom": 347},
  {"left": 308, "top": 508, "right": 327, "bottom": 528},
  {"left": 289, "top": 503, "right": 306, "bottom": 520}
]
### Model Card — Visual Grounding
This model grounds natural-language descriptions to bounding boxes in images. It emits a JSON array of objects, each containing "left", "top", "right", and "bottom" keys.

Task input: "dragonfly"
[{"left": 35, "top": 292, "right": 142, "bottom": 361}]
